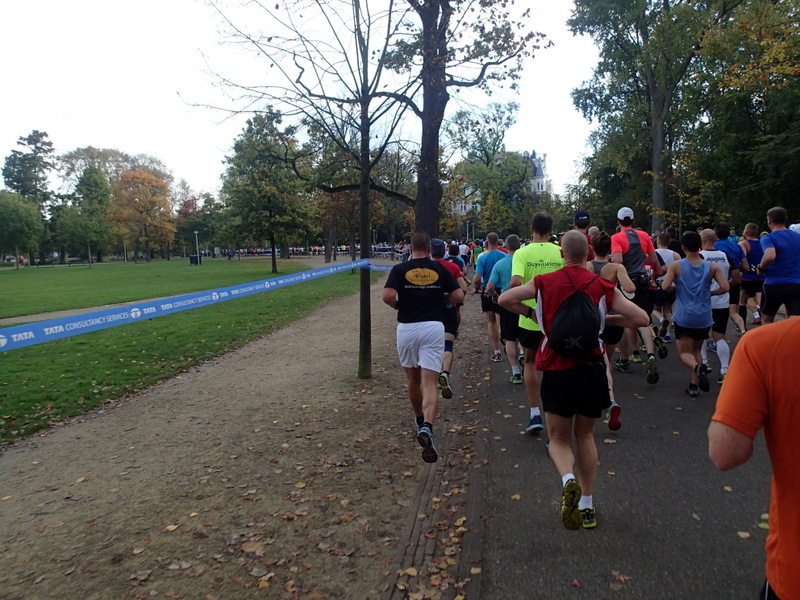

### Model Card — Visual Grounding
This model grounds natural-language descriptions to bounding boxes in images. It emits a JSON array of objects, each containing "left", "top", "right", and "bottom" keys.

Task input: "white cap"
[{"left": 617, "top": 207, "right": 634, "bottom": 220}]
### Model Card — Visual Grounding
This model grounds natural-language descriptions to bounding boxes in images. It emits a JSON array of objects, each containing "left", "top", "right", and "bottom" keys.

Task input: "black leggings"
[{"left": 761, "top": 580, "right": 780, "bottom": 600}]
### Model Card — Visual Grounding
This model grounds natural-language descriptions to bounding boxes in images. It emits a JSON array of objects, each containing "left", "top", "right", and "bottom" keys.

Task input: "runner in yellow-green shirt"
[{"left": 508, "top": 212, "right": 563, "bottom": 433}]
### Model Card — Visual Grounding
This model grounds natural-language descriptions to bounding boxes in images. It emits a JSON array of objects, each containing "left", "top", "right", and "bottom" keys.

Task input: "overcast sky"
[{"left": 0, "top": 0, "right": 598, "bottom": 197}]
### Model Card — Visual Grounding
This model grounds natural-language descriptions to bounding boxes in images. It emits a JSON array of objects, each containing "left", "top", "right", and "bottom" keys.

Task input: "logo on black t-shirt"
[{"left": 405, "top": 268, "right": 440, "bottom": 286}]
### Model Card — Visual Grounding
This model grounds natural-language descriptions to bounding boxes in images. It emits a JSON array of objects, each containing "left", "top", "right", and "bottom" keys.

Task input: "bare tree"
[{"left": 207, "top": 0, "right": 419, "bottom": 378}]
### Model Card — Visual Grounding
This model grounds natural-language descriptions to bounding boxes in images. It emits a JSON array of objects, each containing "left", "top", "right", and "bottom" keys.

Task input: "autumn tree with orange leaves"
[{"left": 110, "top": 170, "right": 176, "bottom": 261}]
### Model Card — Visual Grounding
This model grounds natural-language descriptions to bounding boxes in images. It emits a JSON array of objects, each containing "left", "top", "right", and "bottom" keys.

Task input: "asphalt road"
[{"left": 468, "top": 325, "right": 771, "bottom": 599}]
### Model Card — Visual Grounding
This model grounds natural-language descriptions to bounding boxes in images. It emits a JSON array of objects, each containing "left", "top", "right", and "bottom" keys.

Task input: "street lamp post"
[{"left": 193, "top": 230, "right": 200, "bottom": 265}]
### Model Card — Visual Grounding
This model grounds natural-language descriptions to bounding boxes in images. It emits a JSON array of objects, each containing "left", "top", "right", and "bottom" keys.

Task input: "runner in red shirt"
[{"left": 500, "top": 231, "right": 647, "bottom": 531}]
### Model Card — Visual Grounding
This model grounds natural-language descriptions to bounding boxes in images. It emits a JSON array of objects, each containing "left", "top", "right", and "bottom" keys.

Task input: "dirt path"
[{"left": 0, "top": 262, "right": 486, "bottom": 600}]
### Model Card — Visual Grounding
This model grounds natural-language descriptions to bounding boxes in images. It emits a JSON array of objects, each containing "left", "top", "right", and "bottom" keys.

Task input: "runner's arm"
[
  {"left": 758, "top": 246, "right": 776, "bottom": 272},
  {"left": 606, "top": 288, "right": 649, "bottom": 329},
  {"left": 382, "top": 287, "right": 399, "bottom": 309},
  {"left": 710, "top": 263, "right": 730, "bottom": 295},
  {"left": 708, "top": 421, "right": 753, "bottom": 471},
  {"left": 614, "top": 265, "right": 636, "bottom": 294},
  {"left": 498, "top": 279, "right": 538, "bottom": 319},
  {"left": 660, "top": 261, "right": 680, "bottom": 292},
  {"left": 647, "top": 250, "right": 663, "bottom": 278}
]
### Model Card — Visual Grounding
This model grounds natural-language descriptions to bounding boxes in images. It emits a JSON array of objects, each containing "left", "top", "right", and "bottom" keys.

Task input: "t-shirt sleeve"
[
  {"left": 511, "top": 250, "right": 524, "bottom": 278},
  {"left": 761, "top": 235, "right": 775, "bottom": 251},
  {"left": 711, "top": 334, "right": 767, "bottom": 439},
  {"left": 610, "top": 233, "right": 626, "bottom": 254},
  {"left": 385, "top": 266, "right": 401, "bottom": 290},
  {"left": 475, "top": 253, "right": 485, "bottom": 275},
  {"left": 488, "top": 263, "right": 501, "bottom": 286},
  {"left": 441, "top": 265, "right": 460, "bottom": 293},
  {"left": 640, "top": 231, "right": 655, "bottom": 253}
]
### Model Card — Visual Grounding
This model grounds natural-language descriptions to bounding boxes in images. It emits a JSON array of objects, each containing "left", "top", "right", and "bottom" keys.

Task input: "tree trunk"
[
  {"left": 87, "top": 242, "right": 93, "bottom": 268},
  {"left": 270, "top": 233, "right": 278, "bottom": 273},
  {"left": 650, "top": 100, "right": 667, "bottom": 234},
  {"left": 414, "top": 2, "right": 451, "bottom": 238},
  {"left": 358, "top": 75, "right": 372, "bottom": 379}
]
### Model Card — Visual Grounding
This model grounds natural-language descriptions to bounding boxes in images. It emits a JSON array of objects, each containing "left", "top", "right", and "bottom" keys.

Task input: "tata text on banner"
[{"left": 0, "top": 260, "right": 371, "bottom": 354}]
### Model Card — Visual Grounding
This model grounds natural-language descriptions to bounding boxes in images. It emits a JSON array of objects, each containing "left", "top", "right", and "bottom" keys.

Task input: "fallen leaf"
[
  {"left": 737, "top": 531, "right": 751, "bottom": 539},
  {"left": 75, "top": 476, "right": 86, "bottom": 483},
  {"left": 470, "top": 567, "right": 482, "bottom": 575},
  {"left": 758, "top": 523, "right": 769, "bottom": 529},
  {"left": 403, "top": 567, "right": 418, "bottom": 577},
  {"left": 603, "top": 439, "right": 618, "bottom": 445},
  {"left": 295, "top": 482, "right": 306, "bottom": 489},
  {"left": 242, "top": 541, "right": 265, "bottom": 556},
  {"left": 723, "top": 485, "right": 733, "bottom": 492},
  {"left": 571, "top": 578, "right": 582, "bottom": 588},
  {"left": 132, "top": 547, "right": 144, "bottom": 555},
  {"left": 165, "top": 525, "right": 179, "bottom": 532},
  {"left": 692, "top": 513, "right": 701, "bottom": 521},
  {"left": 511, "top": 494, "right": 521, "bottom": 501}
]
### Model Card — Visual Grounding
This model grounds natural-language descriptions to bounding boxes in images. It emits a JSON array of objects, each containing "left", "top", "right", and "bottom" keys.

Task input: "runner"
[
  {"left": 473, "top": 233, "right": 506, "bottom": 362},
  {"left": 500, "top": 231, "right": 647, "bottom": 530},
  {"left": 508, "top": 212, "right": 563, "bottom": 433},
  {"left": 756, "top": 206, "right": 800, "bottom": 324},
  {"left": 699, "top": 229, "right": 737, "bottom": 384},
  {"left": 383, "top": 232, "right": 465, "bottom": 463},
  {"left": 484, "top": 235, "right": 524, "bottom": 385},
  {"left": 653, "top": 233, "right": 680, "bottom": 341},
  {"left": 738, "top": 222, "right": 764, "bottom": 326},
  {"left": 589, "top": 231, "right": 636, "bottom": 431},
  {"left": 430, "top": 238, "right": 469, "bottom": 400},
  {"left": 610, "top": 207, "right": 663, "bottom": 384},
  {"left": 660, "top": 231, "right": 729, "bottom": 397},
  {"left": 713, "top": 222, "right": 748, "bottom": 333}
]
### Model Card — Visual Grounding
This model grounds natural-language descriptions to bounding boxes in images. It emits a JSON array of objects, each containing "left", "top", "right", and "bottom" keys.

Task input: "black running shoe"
[
  {"left": 695, "top": 363, "right": 710, "bottom": 392},
  {"left": 417, "top": 425, "right": 438, "bottom": 463}
]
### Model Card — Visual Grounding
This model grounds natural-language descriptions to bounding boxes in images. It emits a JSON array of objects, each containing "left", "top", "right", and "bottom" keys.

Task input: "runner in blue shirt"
[
  {"left": 757, "top": 206, "right": 800, "bottom": 323},
  {"left": 713, "top": 222, "right": 748, "bottom": 332}
]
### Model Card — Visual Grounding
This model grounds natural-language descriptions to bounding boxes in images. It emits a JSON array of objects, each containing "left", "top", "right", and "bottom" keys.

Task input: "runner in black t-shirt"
[{"left": 383, "top": 232, "right": 464, "bottom": 463}]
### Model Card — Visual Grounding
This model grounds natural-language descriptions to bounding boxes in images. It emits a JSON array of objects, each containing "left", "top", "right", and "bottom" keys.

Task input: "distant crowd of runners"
[{"left": 382, "top": 205, "right": 800, "bottom": 600}]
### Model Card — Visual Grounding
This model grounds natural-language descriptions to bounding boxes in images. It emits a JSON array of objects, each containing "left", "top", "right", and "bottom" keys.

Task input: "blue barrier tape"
[{"left": 0, "top": 259, "right": 379, "bottom": 353}]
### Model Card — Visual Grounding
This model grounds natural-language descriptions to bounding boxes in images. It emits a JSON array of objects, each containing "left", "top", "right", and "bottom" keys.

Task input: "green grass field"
[
  {"left": 0, "top": 258, "right": 379, "bottom": 442},
  {"left": 0, "top": 257, "right": 322, "bottom": 319}
]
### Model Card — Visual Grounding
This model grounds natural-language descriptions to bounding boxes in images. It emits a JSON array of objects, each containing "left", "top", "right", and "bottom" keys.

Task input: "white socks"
[{"left": 716, "top": 339, "right": 730, "bottom": 371}]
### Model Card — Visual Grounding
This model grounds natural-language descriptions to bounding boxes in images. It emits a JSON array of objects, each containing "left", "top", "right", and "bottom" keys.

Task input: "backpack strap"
[{"left": 562, "top": 269, "right": 600, "bottom": 293}]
